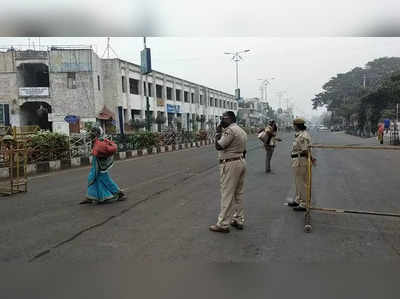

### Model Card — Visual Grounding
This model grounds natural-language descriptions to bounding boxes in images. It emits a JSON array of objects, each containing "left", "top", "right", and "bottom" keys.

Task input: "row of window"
[{"left": 121, "top": 76, "right": 237, "bottom": 109}]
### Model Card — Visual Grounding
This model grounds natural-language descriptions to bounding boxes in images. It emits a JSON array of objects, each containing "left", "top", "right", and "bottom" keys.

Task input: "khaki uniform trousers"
[
  {"left": 217, "top": 159, "right": 246, "bottom": 229},
  {"left": 293, "top": 163, "right": 307, "bottom": 207}
]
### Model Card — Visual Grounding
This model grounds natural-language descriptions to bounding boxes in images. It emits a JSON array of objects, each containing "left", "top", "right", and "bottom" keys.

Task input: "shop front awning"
[{"left": 97, "top": 106, "right": 115, "bottom": 120}]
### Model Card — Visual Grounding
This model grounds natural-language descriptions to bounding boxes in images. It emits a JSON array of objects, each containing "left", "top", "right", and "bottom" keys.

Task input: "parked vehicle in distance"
[{"left": 319, "top": 126, "right": 329, "bottom": 131}]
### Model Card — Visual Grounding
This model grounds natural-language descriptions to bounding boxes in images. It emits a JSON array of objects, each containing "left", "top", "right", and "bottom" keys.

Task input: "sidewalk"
[{"left": 0, "top": 139, "right": 215, "bottom": 179}]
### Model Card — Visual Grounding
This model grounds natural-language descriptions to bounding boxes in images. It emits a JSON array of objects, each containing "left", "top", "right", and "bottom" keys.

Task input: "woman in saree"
[{"left": 80, "top": 126, "right": 126, "bottom": 204}]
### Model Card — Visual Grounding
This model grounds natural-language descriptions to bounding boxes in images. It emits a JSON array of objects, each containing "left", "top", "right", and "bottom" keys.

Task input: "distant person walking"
[{"left": 258, "top": 120, "right": 280, "bottom": 173}]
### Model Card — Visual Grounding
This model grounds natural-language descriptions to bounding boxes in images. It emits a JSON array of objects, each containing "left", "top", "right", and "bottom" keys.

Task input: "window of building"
[
  {"left": 200, "top": 95, "right": 203, "bottom": 105},
  {"left": 129, "top": 78, "right": 139, "bottom": 94},
  {"left": 167, "top": 87, "right": 172, "bottom": 100},
  {"left": 97, "top": 75, "right": 101, "bottom": 90},
  {"left": 176, "top": 89, "right": 181, "bottom": 101},
  {"left": 67, "top": 72, "right": 76, "bottom": 89},
  {"left": 219, "top": 99, "right": 222, "bottom": 108},
  {"left": 191, "top": 93, "right": 194, "bottom": 103},
  {"left": 156, "top": 84, "right": 163, "bottom": 98},
  {"left": 184, "top": 91, "right": 189, "bottom": 103},
  {"left": 215, "top": 98, "right": 218, "bottom": 107},
  {"left": 0, "top": 104, "right": 10, "bottom": 126},
  {"left": 143, "top": 82, "right": 152, "bottom": 97},
  {"left": 223, "top": 100, "right": 226, "bottom": 108},
  {"left": 17, "top": 63, "right": 49, "bottom": 88},
  {"left": 122, "top": 76, "right": 126, "bottom": 93},
  {"left": 209, "top": 97, "right": 213, "bottom": 106}
]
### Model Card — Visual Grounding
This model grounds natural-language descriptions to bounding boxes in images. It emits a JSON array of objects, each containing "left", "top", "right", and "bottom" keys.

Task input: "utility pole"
[
  {"left": 363, "top": 73, "right": 366, "bottom": 89},
  {"left": 144, "top": 37, "right": 151, "bottom": 132},
  {"left": 101, "top": 37, "right": 119, "bottom": 59},
  {"left": 140, "top": 36, "right": 152, "bottom": 132},
  {"left": 257, "top": 78, "right": 274, "bottom": 103},
  {"left": 224, "top": 49, "right": 250, "bottom": 101},
  {"left": 276, "top": 90, "right": 286, "bottom": 110}
]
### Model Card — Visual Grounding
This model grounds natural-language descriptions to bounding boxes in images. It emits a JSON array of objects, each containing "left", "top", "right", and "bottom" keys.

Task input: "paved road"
[{"left": 1, "top": 130, "right": 399, "bottom": 265}]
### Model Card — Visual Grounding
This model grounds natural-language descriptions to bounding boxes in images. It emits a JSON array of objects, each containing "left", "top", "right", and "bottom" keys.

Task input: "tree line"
[{"left": 312, "top": 57, "right": 400, "bottom": 136}]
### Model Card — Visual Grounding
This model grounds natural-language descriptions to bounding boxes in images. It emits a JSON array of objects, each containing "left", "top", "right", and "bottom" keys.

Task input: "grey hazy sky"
[{"left": 1, "top": 37, "right": 400, "bottom": 118}]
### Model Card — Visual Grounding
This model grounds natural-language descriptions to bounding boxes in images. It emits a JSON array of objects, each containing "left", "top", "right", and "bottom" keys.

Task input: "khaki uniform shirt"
[
  {"left": 264, "top": 125, "right": 276, "bottom": 147},
  {"left": 217, "top": 123, "right": 247, "bottom": 160},
  {"left": 291, "top": 130, "right": 312, "bottom": 167}
]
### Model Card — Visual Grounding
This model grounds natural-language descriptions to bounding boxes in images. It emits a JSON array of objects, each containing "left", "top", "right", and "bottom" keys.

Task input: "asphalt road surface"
[
  {"left": 1, "top": 130, "right": 399, "bottom": 265},
  {"left": 0, "top": 132, "right": 400, "bottom": 299}
]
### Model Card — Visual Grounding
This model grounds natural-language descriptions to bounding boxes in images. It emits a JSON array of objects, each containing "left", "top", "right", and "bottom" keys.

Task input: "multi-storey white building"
[{"left": 0, "top": 46, "right": 237, "bottom": 135}]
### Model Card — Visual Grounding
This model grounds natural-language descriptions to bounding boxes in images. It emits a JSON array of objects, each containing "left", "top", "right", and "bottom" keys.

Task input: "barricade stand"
[
  {"left": 0, "top": 126, "right": 38, "bottom": 196},
  {"left": 304, "top": 144, "right": 400, "bottom": 233},
  {"left": 304, "top": 147, "right": 312, "bottom": 232}
]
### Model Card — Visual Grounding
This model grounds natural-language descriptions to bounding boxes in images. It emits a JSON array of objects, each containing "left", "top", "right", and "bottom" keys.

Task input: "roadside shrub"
[
  {"left": 28, "top": 130, "right": 69, "bottom": 162},
  {"left": 133, "top": 132, "right": 160, "bottom": 149}
]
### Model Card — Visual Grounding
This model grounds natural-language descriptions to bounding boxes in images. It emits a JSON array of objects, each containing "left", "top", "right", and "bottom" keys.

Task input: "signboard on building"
[
  {"left": 157, "top": 98, "right": 165, "bottom": 107},
  {"left": 167, "top": 104, "right": 181, "bottom": 113},
  {"left": 235, "top": 88, "right": 240, "bottom": 100},
  {"left": 140, "top": 48, "right": 152, "bottom": 74},
  {"left": 15, "top": 50, "right": 48, "bottom": 60},
  {"left": 50, "top": 49, "right": 92, "bottom": 72},
  {"left": 19, "top": 87, "right": 49, "bottom": 97}
]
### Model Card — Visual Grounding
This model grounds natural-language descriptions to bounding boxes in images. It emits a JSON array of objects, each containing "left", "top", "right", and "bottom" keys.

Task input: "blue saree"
[{"left": 86, "top": 156, "right": 121, "bottom": 203}]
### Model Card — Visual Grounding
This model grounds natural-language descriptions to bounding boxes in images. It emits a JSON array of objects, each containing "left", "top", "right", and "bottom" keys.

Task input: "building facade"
[
  {"left": 0, "top": 46, "right": 237, "bottom": 135},
  {"left": 238, "top": 97, "right": 273, "bottom": 127}
]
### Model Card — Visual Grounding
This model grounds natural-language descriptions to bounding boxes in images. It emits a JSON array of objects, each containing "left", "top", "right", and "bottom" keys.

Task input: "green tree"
[{"left": 311, "top": 57, "right": 400, "bottom": 130}]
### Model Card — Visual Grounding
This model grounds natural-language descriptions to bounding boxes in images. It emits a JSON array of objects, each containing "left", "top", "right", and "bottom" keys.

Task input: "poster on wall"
[
  {"left": 157, "top": 98, "right": 165, "bottom": 107},
  {"left": 167, "top": 104, "right": 181, "bottom": 113},
  {"left": 50, "top": 49, "right": 92, "bottom": 72}
]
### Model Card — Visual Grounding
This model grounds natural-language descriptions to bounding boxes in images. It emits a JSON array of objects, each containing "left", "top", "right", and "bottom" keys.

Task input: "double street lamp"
[{"left": 224, "top": 49, "right": 250, "bottom": 101}]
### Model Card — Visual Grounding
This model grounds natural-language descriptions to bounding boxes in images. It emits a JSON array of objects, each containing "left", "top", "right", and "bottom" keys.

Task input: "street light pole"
[
  {"left": 264, "top": 79, "right": 273, "bottom": 103},
  {"left": 236, "top": 60, "right": 239, "bottom": 90},
  {"left": 224, "top": 49, "right": 250, "bottom": 100}
]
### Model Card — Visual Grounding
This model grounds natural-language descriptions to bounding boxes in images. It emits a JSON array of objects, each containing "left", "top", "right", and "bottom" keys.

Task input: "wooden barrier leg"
[
  {"left": 304, "top": 147, "right": 312, "bottom": 233},
  {"left": 24, "top": 146, "right": 28, "bottom": 192},
  {"left": 10, "top": 147, "right": 14, "bottom": 195},
  {"left": 16, "top": 148, "right": 20, "bottom": 194}
]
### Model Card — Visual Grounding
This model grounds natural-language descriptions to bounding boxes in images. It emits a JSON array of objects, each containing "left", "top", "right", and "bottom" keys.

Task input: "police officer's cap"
[{"left": 293, "top": 118, "right": 305, "bottom": 125}]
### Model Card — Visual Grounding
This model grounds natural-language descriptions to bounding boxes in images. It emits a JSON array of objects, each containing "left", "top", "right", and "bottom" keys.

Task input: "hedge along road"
[{"left": 0, "top": 132, "right": 400, "bottom": 264}]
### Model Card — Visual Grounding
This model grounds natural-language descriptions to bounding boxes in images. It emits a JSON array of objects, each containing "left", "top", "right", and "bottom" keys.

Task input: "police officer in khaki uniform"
[
  {"left": 210, "top": 111, "right": 248, "bottom": 233},
  {"left": 288, "top": 118, "right": 312, "bottom": 211}
]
